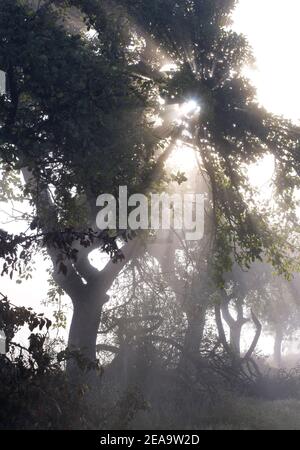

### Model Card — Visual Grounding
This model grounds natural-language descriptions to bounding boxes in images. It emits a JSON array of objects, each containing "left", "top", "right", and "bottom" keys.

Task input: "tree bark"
[
  {"left": 230, "top": 323, "right": 242, "bottom": 356},
  {"left": 182, "top": 307, "right": 207, "bottom": 356},
  {"left": 67, "top": 290, "right": 109, "bottom": 371},
  {"left": 177, "top": 305, "right": 207, "bottom": 372}
]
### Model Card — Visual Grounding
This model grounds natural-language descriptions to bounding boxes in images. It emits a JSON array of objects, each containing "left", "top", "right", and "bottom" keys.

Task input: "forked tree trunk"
[
  {"left": 220, "top": 297, "right": 248, "bottom": 359},
  {"left": 63, "top": 239, "right": 142, "bottom": 380}
]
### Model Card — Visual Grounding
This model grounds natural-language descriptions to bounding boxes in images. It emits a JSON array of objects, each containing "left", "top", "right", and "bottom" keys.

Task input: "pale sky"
[
  {"left": 1, "top": 1, "right": 300, "bottom": 354},
  {"left": 233, "top": 0, "right": 300, "bottom": 123}
]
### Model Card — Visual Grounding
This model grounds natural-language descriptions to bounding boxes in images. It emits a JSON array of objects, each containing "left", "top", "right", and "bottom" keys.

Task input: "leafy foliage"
[{"left": 0, "top": 293, "right": 92, "bottom": 429}]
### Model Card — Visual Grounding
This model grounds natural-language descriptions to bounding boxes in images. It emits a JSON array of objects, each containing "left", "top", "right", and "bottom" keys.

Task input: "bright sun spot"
[
  {"left": 179, "top": 100, "right": 201, "bottom": 117},
  {"left": 164, "top": 100, "right": 201, "bottom": 172}
]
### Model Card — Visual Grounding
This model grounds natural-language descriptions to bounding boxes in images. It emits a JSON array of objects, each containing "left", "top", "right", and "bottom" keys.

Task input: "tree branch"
[
  {"left": 243, "top": 309, "right": 262, "bottom": 361},
  {"left": 215, "top": 302, "right": 232, "bottom": 356},
  {"left": 99, "top": 237, "right": 145, "bottom": 292}
]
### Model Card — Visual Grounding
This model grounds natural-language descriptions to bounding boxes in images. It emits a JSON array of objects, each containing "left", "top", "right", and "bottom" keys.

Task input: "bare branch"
[
  {"left": 214, "top": 303, "right": 233, "bottom": 356},
  {"left": 243, "top": 310, "right": 262, "bottom": 361}
]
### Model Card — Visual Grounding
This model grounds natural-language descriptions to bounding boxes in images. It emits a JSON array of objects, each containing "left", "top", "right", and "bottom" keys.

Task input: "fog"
[{"left": 1, "top": 0, "right": 300, "bottom": 431}]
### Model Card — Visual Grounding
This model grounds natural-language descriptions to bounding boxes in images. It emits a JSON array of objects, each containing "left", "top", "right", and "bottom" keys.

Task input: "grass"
[
  {"left": 130, "top": 394, "right": 300, "bottom": 430},
  {"left": 195, "top": 395, "right": 300, "bottom": 430}
]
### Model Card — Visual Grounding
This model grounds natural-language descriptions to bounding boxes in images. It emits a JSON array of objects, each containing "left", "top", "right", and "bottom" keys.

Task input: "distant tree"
[{"left": 243, "top": 264, "right": 300, "bottom": 367}]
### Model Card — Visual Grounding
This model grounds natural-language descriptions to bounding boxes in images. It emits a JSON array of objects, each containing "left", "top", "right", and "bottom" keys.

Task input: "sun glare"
[
  {"left": 179, "top": 100, "right": 201, "bottom": 117},
  {"left": 162, "top": 99, "right": 201, "bottom": 173}
]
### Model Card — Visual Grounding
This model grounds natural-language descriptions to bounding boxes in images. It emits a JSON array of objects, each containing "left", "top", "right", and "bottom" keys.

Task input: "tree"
[
  {"left": 0, "top": 0, "right": 162, "bottom": 376},
  {"left": 242, "top": 263, "right": 300, "bottom": 367}
]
